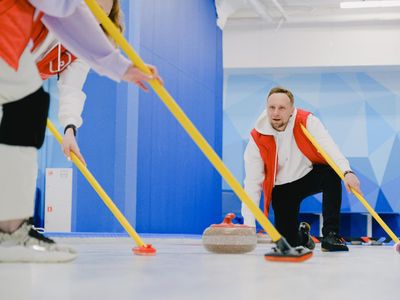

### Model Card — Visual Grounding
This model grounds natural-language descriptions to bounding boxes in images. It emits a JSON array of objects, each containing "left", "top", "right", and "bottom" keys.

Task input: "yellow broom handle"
[
  {"left": 84, "top": 0, "right": 282, "bottom": 241},
  {"left": 301, "top": 124, "right": 399, "bottom": 243},
  {"left": 46, "top": 119, "right": 147, "bottom": 247}
]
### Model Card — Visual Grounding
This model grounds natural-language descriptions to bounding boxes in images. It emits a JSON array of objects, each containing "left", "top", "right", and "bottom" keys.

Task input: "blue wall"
[
  {"left": 136, "top": 0, "right": 223, "bottom": 234},
  {"left": 39, "top": 0, "right": 223, "bottom": 234},
  {"left": 69, "top": 0, "right": 139, "bottom": 233}
]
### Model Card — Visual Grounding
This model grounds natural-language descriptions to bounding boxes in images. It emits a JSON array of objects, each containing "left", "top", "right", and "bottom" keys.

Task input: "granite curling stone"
[{"left": 202, "top": 213, "right": 257, "bottom": 254}]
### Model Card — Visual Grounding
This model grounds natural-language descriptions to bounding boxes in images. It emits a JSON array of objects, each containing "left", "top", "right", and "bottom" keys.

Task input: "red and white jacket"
[
  {"left": 0, "top": 0, "right": 102, "bottom": 128},
  {"left": 0, "top": 0, "right": 130, "bottom": 106},
  {"left": 33, "top": 32, "right": 89, "bottom": 128},
  {"left": 31, "top": 15, "right": 86, "bottom": 128},
  {"left": 242, "top": 108, "right": 351, "bottom": 226}
]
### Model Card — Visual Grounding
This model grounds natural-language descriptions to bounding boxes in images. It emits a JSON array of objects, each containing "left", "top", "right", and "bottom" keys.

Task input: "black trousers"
[
  {"left": 0, "top": 87, "right": 50, "bottom": 149},
  {"left": 271, "top": 164, "right": 342, "bottom": 247}
]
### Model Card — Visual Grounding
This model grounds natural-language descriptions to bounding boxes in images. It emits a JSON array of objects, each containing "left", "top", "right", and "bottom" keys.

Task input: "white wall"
[{"left": 224, "top": 22, "right": 400, "bottom": 69}]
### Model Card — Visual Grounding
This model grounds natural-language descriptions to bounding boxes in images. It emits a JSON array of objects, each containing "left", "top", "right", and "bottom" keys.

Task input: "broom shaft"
[
  {"left": 46, "top": 119, "right": 146, "bottom": 247},
  {"left": 84, "top": 0, "right": 282, "bottom": 241}
]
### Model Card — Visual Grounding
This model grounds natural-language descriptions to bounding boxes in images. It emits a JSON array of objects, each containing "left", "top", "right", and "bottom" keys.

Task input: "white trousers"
[
  {"left": 0, "top": 144, "right": 37, "bottom": 221},
  {"left": 0, "top": 106, "right": 38, "bottom": 221}
]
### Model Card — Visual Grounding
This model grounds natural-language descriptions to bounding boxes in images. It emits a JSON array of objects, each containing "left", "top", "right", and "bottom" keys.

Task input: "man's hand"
[
  {"left": 122, "top": 64, "right": 163, "bottom": 92},
  {"left": 62, "top": 128, "right": 86, "bottom": 166},
  {"left": 343, "top": 172, "right": 362, "bottom": 195}
]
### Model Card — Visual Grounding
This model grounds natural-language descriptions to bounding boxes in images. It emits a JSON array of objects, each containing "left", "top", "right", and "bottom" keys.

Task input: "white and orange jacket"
[
  {"left": 242, "top": 108, "right": 351, "bottom": 227},
  {"left": 34, "top": 32, "right": 90, "bottom": 129},
  {"left": 0, "top": 0, "right": 130, "bottom": 108}
]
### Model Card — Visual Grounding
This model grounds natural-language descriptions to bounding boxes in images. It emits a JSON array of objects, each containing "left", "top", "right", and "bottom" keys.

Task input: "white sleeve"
[
  {"left": 29, "top": 0, "right": 82, "bottom": 17},
  {"left": 41, "top": 3, "right": 130, "bottom": 82},
  {"left": 307, "top": 115, "right": 351, "bottom": 173},
  {"left": 57, "top": 59, "right": 90, "bottom": 128},
  {"left": 242, "top": 136, "right": 265, "bottom": 227}
]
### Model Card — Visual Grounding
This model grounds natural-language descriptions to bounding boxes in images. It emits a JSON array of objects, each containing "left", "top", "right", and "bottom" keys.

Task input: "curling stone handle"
[{"left": 222, "top": 213, "right": 236, "bottom": 225}]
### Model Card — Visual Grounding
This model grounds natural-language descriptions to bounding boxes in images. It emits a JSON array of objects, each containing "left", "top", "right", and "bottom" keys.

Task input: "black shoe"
[
  {"left": 298, "top": 222, "right": 315, "bottom": 250},
  {"left": 321, "top": 232, "right": 349, "bottom": 252}
]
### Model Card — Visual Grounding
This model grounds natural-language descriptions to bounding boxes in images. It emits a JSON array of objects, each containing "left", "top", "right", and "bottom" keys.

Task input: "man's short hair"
[{"left": 267, "top": 87, "right": 294, "bottom": 104}]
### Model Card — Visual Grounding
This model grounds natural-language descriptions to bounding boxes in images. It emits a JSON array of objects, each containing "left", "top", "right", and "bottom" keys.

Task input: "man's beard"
[{"left": 271, "top": 120, "right": 288, "bottom": 131}]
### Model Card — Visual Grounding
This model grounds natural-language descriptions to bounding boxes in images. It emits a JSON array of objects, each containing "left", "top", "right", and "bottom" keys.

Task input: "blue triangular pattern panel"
[
  {"left": 222, "top": 140, "right": 247, "bottom": 189},
  {"left": 296, "top": 99, "right": 318, "bottom": 113},
  {"left": 301, "top": 194, "right": 322, "bottom": 213},
  {"left": 336, "top": 73, "right": 364, "bottom": 98},
  {"left": 366, "top": 71, "right": 400, "bottom": 98},
  {"left": 223, "top": 112, "right": 242, "bottom": 145},
  {"left": 382, "top": 136, "right": 400, "bottom": 184},
  {"left": 341, "top": 105, "right": 368, "bottom": 157},
  {"left": 224, "top": 75, "right": 272, "bottom": 109},
  {"left": 319, "top": 73, "right": 365, "bottom": 106},
  {"left": 356, "top": 72, "right": 392, "bottom": 100},
  {"left": 318, "top": 103, "right": 366, "bottom": 156},
  {"left": 365, "top": 96, "right": 397, "bottom": 131},
  {"left": 369, "top": 135, "right": 395, "bottom": 184},
  {"left": 278, "top": 73, "right": 321, "bottom": 107},
  {"left": 365, "top": 103, "right": 396, "bottom": 154},
  {"left": 224, "top": 85, "right": 267, "bottom": 115},
  {"left": 318, "top": 102, "right": 365, "bottom": 153},
  {"left": 348, "top": 157, "right": 377, "bottom": 185},
  {"left": 375, "top": 190, "right": 394, "bottom": 213},
  {"left": 224, "top": 91, "right": 271, "bottom": 138},
  {"left": 391, "top": 197, "right": 400, "bottom": 212},
  {"left": 380, "top": 177, "right": 399, "bottom": 213}
]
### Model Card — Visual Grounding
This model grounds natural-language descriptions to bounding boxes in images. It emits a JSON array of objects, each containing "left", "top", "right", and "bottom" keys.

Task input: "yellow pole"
[
  {"left": 84, "top": 0, "right": 282, "bottom": 242},
  {"left": 301, "top": 124, "right": 400, "bottom": 243},
  {"left": 46, "top": 119, "right": 147, "bottom": 247}
]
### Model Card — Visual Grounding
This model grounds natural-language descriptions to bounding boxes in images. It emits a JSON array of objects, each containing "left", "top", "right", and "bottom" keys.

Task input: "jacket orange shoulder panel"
[
  {"left": 0, "top": 0, "right": 35, "bottom": 70},
  {"left": 293, "top": 109, "right": 326, "bottom": 165}
]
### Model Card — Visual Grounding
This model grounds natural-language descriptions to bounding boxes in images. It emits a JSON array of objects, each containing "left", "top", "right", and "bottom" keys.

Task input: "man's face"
[{"left": 267, "top": 93, "right": 294, "bottom": 131}]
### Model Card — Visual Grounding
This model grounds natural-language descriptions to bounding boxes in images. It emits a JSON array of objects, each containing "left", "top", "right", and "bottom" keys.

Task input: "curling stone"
[
  {"left": 202, "top": 213, "right": 257, "bottom": 254},
  {"left": 257, "top": 230, "right": 272, "bottom": 244}
]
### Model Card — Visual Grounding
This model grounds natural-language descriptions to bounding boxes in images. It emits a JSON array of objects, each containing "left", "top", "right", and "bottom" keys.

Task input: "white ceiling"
[{"left": 216, "top": 0, "right": 400, "bottom": 28}]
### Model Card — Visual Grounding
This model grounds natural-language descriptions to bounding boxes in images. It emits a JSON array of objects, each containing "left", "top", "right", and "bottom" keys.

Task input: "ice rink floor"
[{"left": 1, "top": 235, "right": 399, "bottom": 300}]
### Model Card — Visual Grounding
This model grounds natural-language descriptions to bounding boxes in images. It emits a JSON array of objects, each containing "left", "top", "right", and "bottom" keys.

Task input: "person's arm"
[
  {"left": 29, "top": 0, "right": 83, "bottom": 17},
  {"left": 58, "top": 59, "right": 89, "bottom": 129},
  {"left": 40, "top": 3, "right": 129, "bottom": 82},
  {"left": 39, "top": 2, "right": 163, "bottom": 88},
  {"left": 307, "top": 115, "right": 362, "bottom": 194},
  {"left": 57, "top": 58, "right": 90, "bottom": 164},
  {"left": 242, "top": 137, "right": 265, "bottom": 227}
]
